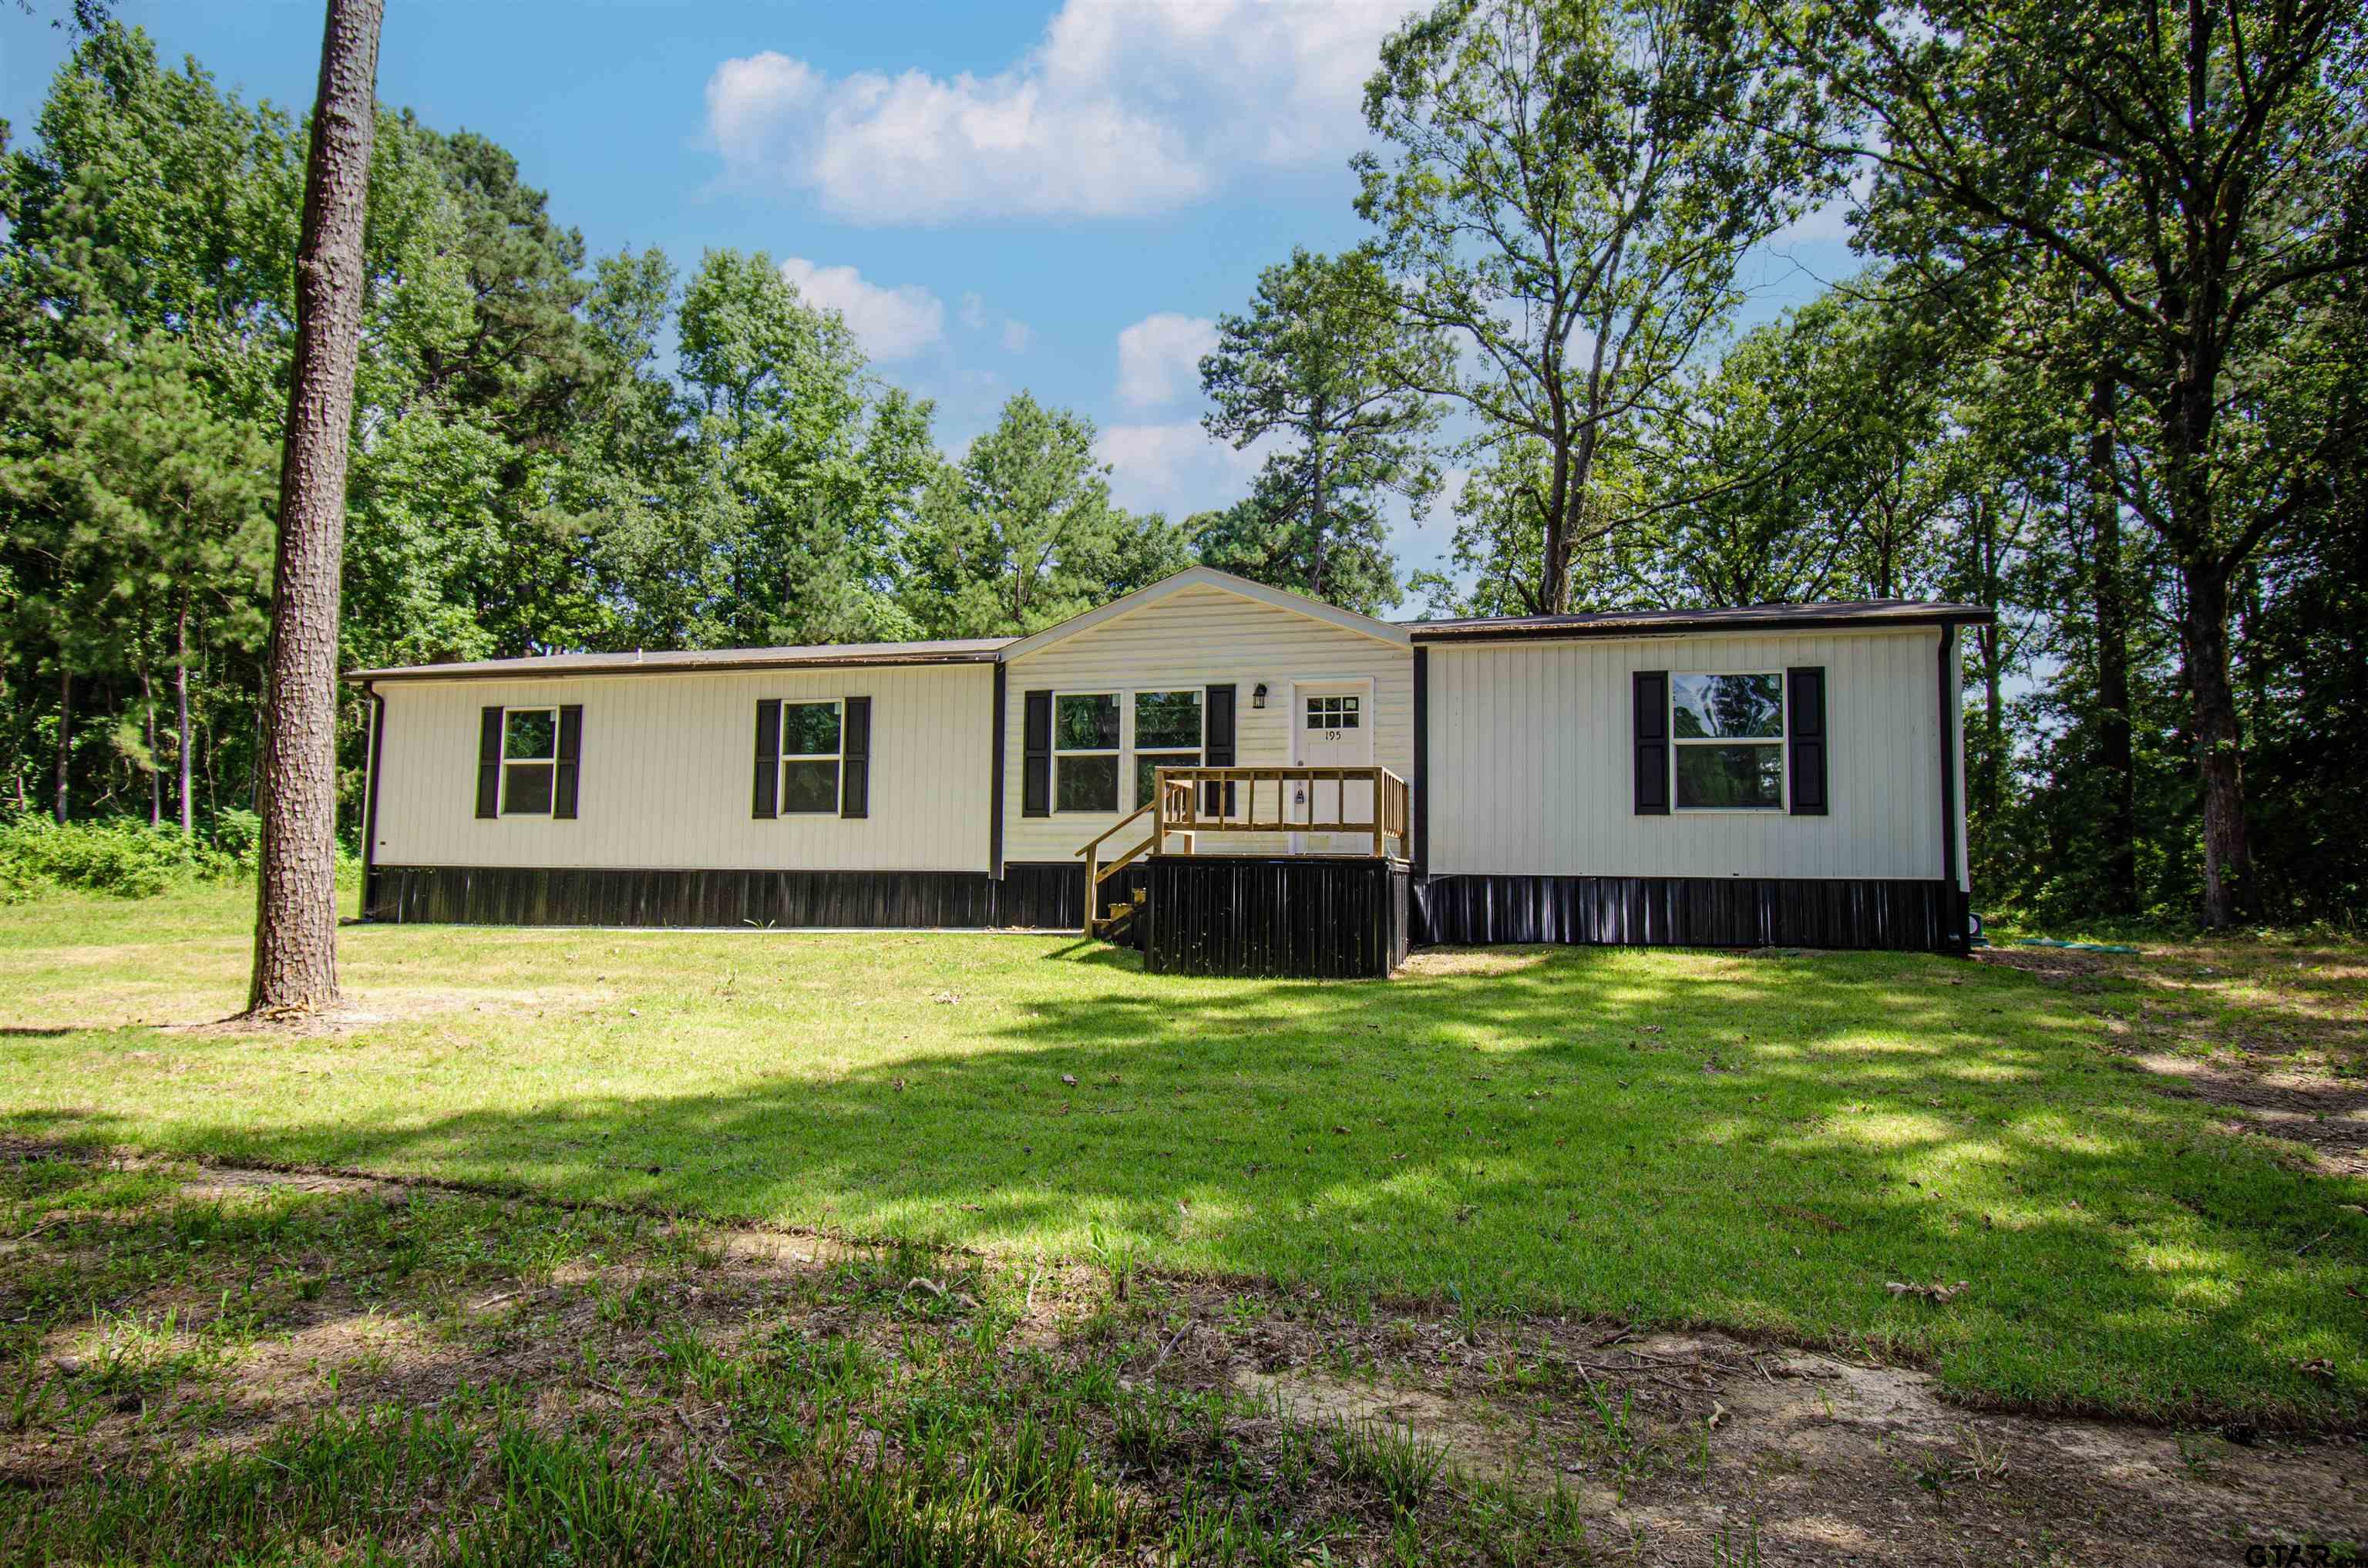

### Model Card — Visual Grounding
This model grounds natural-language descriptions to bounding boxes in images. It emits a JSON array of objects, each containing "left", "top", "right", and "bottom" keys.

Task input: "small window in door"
[{"left": 1305, "top": 695, "right": 1359, "bottom": 733}]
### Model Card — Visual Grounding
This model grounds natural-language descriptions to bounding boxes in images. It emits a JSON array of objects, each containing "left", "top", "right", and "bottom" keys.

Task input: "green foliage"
[
  {"left": 1196, "top": 246, "right": 1445, "bottom": 612},
  {"left": 1357, "top": 0, "right": 1841, "bottom": 614},
  {"left": 1191, "top": 478, "right": 1403, "bottom": 621},
  {"left": 671, "top": 247, "right": 937, "bottom": 646},
  {"left": 903, "top": 392, "right": 1189, "bottom": 638},
  {"left": 1758, "top": 0, "right": 2368, "bottom": 926},
  {"left": 0, "top": 816, "right": 234, "bottom": 899}
]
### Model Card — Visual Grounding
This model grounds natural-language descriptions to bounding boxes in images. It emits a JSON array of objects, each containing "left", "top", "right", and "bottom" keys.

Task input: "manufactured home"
[{"left": 348, "top": 567, "right": 1987, "bottom": 974}]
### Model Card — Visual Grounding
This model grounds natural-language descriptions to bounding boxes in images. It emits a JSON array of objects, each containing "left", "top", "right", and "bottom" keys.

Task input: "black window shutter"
[
  {"left": 476, "top": 706, "right": 503, "bottom": 819},
  {"left": 840, "top": 695, "right": 872, "bottom": 818},
  {"left": 1021, "top": 688, "right": 1052, "bottom": 817},
  {"left": 553, "top": 705, "right": 583, "bottom": 820},
  {"left": 752, "top": 699, "right": 780, "bottom": 819},
  {"left": 1202, "top": 683, "right": 1237, "bottom": 816},
  {"left": 1633, "top": 671, "right": 1670, "bottom": 816},
  {"left": 1788, "top": 665, "right": 1828, "bottom": 815}
]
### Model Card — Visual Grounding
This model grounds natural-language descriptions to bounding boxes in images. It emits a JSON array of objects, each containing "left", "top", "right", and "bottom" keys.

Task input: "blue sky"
[{"left": 1, "top": 0, "right": 1862, "bottom": 579}]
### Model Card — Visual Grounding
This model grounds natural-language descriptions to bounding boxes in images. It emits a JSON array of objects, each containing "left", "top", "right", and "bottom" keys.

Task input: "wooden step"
[{"left": 1087, "top": 887, "right": 1147, "bottom": 942}]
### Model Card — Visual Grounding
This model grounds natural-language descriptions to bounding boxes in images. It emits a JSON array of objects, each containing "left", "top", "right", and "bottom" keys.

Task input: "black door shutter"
[
  {"left": 476, "top": 706, "right": 503, "bottom": 819},
  {"left": 1788, "top": 666, "right": 1828, "bottom": 815},
  {"left": 1633, "top": 671, "right": 1670, "bottom": 816},
  {"left": 752, "top": 699, "right": 780, "bottom": 819},
  {"left": 553, "top": 705, "right": 583, "bottom": 819},
  {"left": 1202, "top": 683, "right": 1237, "bottom": 816},
  {"left": 840, "top": 695, "right": 872, "bottom": 818},
  {"left": 1021, "top": 688, "right": 1052, "bottom": 817}
]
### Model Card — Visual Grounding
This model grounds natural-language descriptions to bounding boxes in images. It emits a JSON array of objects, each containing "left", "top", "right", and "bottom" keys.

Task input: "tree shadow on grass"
[{"left": 5, "top": 942, "right": 2363, "bottom": 1428}]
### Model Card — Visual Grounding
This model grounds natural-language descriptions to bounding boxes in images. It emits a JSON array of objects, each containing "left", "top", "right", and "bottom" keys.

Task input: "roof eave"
[
  {"left": 1408, "top": 607, "right": 1996, "bottom": 644},
  {"left": 341, "top": 648, "right": 1006, "bottom": 685}
]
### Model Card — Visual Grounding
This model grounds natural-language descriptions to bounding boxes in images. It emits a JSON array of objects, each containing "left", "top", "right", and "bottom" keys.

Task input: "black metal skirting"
[
  {"left": 1411, "top": 873, "right": 1967, "bottom": 954},
  {"left": 365, "top": 862, "right": 1139, "bottom": 930},
  {"left": 1143, "top": 856, "right": 1410, "bottom": 979}
]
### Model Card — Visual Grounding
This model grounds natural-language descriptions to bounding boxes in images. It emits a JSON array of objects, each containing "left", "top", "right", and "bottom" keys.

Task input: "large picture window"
[
  {"left": 1054, "top": 693, "right": 1121, "bottom": 813},
  {"left": 1132, "top": 689, "right": 1202, "bottom": 809},
  {"left": 501, "top": 707, "right": 558, "bottom": 815},
  {"left": 779, "top": 700, "right": 843, "bottom": 814},
  {"left": 1671, "top": 673, "right": 1784, "bottom": 809}
]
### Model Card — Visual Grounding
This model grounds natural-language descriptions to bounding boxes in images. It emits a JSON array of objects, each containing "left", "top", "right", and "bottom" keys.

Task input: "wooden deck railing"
[
  {"left": 1073, "top": 765, "right": 1410, "bottom": 936},
  {"left": 1152, "top": 765, "right": 1410, "bottom": 860}
]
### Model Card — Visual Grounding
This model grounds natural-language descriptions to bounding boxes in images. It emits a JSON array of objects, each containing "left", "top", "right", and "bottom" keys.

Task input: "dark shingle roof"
[
  {"left": 345, "top": 637, "right": 1011, "bottom": 683},
  {"left": 1403, "top": 599, "right": 1994, "bottom": 642}
]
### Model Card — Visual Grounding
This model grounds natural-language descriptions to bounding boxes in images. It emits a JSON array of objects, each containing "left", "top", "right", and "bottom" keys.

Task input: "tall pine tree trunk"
[
  {"left": 2088, "top": 375, "right": 2137, "bottom": 915},
  {"left": 1309, "top": 422, "right": 1328, "bottom": 603},
  {"left": 247, "top": 0, "right": 383, "bottom": 1015},
  {"left": 176, "top": 601, "right": 195, "bottom": 837}
]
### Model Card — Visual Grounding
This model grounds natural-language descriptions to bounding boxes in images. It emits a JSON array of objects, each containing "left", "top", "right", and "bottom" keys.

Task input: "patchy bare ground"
[
  {"left": 1981, "top": 937, "right": 2368, "bottom": 1179},
  {"left": 4, "top": 1146, "right": 2359, "bottom": 1565}
]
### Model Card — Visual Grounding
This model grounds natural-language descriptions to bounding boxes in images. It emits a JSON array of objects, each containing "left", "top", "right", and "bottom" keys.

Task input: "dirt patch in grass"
[
  {"left": 1398, "top": 947, "right": 1554, "bottom": 977},
  {"left": 2134, "top": 1052, "right": 2368, "bottom": 1176},
  {"left": 12, "top": 1146, "right": 2352, "bottom": 1565},
  {"left": 1981, "top": 937, "right": 2368, "bottom": 1180},
  {"left": 1216, "top": 1311, "right": 2366, "bottom": 1566},
  {"left": 153, "top": 983, "right": 618, "bottom": 1037}
]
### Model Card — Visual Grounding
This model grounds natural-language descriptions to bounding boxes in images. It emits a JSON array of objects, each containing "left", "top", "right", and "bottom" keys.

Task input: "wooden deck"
[{"left": 1075, "top": 766, "right": 1412, "bottom": 971}]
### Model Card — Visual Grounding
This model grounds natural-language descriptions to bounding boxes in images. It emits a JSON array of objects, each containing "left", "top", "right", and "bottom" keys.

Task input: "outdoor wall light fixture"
[{"left": 1252, "top": 683, "right": 1268, "bottom": 708}]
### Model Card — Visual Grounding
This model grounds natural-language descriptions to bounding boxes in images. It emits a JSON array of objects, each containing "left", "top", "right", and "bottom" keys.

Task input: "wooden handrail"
[
  {"left": 1152, "top": 765, "right": 1410, "bottom": 859},
  {"left": 1072, "top": 765, "right": 1411, "bottom": 936},
  {"left": 1073, "top": 798, "right": 1155, "bottom": 860}
]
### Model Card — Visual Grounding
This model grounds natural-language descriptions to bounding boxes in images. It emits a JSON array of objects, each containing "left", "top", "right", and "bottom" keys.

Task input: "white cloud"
[
  {"left": 704, "top": 0, "right": 1414, "bottom": 223},
  {"left": 957, "top": 291, "right": 1034, "bottom": 354},
  {"left": 777, "top": 257, "right": 944, "bottom": 361},
  {"left": 1116, "top": 313, "right": 1217, "bottom": 409},
  {"left": 1095, "top": 421, "right": 1270, "bottom": 516}
]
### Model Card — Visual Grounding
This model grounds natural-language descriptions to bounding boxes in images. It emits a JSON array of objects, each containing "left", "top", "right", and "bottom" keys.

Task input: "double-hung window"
[
  {"left": 779, "top": 699, "right": 843, "bottom": 814},
  {"left": 1053, "top": 693, "right": 1121, "bottom": 813},
  {"left": 1670, "top": 673, "right": 1784, "bottom": 809},
  {"left": 501, "top": 707, "right": 558, "bottom": 815},
  {"left": 1132, "top": 690, "right": 1202, "bottom": 809}
]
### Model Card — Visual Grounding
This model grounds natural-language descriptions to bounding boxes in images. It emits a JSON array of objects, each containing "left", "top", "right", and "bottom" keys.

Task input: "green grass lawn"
[{"left": 3, "top": 884, "right": 2362, "bottom": 1428}]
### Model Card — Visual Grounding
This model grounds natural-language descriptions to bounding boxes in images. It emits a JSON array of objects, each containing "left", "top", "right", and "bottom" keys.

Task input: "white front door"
[{"left": 1293, "top": 681, "right": 1374, "bottom": 853}]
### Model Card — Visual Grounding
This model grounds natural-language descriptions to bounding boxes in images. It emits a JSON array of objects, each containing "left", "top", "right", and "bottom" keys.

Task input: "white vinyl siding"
[
  {"left": 1002, "top": 583, "right": 1413, "bottom": 864},
  {"left": 1425, "top": 628, "right": 1944, "bottom": 880},
  {"left": 371, "top": 664, "right": 992, "bottom": 871}
]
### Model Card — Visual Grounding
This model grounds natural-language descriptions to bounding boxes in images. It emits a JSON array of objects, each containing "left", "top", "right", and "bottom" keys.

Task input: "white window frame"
[
  {"left": 1670, "top": 671, "right": 1787, "bottom": 813},
  {"left": 777, "top": 697, "right": 845, "bottom": 817},
  {"left": 500, "top": 705, "right": 559, "bottom": 817},
  {"left": 1131, "top": 688, "right": 1205, "bottom": 811},
  {"left": 1051, "top": 690, "right": 1123, "bottom": 816}
]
